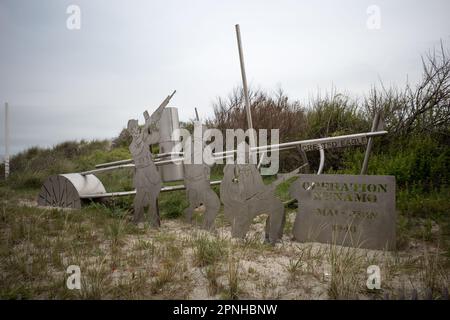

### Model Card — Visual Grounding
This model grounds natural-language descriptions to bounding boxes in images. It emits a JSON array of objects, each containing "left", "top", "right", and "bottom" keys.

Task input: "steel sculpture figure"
[
  {"left": 127, "top": 91, "right": 176, "bottom": 227},
  {"left": 220, "top": 148, "right": 300, "bottom": 244},
  {"left": 183, "top": 121, "right": 220, "bottom": 230}
]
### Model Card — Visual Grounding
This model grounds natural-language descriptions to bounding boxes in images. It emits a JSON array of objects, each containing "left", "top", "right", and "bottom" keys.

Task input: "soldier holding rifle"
[{"left": 127, "top": 90, "right": 176, "bottom": 227}]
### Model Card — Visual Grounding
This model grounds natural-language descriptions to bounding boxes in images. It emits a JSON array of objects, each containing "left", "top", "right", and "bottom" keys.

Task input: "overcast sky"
[{"left": 1, "top": 0, "right": 450, "bottom": 156}]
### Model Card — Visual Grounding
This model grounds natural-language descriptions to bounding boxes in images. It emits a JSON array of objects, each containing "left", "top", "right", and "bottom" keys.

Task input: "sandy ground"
[{"left": 5, "top": 199, "right": 449, "bottom": 300}]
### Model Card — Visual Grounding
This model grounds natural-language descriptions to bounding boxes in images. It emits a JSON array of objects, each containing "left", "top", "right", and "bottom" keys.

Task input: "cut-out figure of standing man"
[
  {"left": 183, "top": 121, "right": 220, "bottom": 231},
  {"left": 128, "top": 91, "right": 176, "bottom": 228}
]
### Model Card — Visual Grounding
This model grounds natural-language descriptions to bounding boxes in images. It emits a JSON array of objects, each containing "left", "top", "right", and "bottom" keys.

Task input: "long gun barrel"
[{"left": 144, "top": 90, "right": 177, "bottom": 128}]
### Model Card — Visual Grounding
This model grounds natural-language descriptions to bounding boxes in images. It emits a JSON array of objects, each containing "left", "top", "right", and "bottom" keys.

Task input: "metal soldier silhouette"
[
  {"left": 220, "top": 147, "right": 299, "bottom": 244},
  {"left": 128, "top": 91, "right": 176, "bottom": 227},
  {"left": 183, "top": 121, "right": 220, "bottom": 230}
]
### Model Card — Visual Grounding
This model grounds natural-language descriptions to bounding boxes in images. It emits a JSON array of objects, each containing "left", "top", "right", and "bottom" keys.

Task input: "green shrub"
[
  {"left": 305, "top": 93, "right": 368, "bottom": 139},
  {"left": 159, "top": 191, "right": 187, "bottom": 219},
  {"left": 112, "top": 128, "right": 132, "bottom": 148},
  {"left": 76, "top": 147, "right": 130, "bottom": 171},
  {"left": 2, "top": 140, "right": 131, "bottom": 190},
  {"left": 339, "top": 135, "right": 449, "bottom": 191},
  {"left": 397, "top": 188, "right": 450, "bottom": 221}
]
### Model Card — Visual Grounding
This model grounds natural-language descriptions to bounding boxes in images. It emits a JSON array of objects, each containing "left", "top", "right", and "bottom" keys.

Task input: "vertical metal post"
[
  {"left": 194, "top": 107, "right": 200, "bottom": 121},
  {"left": 235, "top": 24, "right": 257, "bottom": 163},
  {"left": 235, "top": 24, "right": 253, "bottom": 131},
  {"left": 4, "top": 102, "right": 10, "bottom": 180},
  {"left": 360, "top": 112, "right": 380, "bottom": 175}
]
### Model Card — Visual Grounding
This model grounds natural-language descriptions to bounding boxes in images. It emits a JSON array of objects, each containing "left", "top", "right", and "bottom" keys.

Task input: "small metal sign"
[
  {"left": 299, "top": 136, "right": 368, "bottom": 152},
  {"left": 290, "top": 174, "right": 396, "bottom": 250}
]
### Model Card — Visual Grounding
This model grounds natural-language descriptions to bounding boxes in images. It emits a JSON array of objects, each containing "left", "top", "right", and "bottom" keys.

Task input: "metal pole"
[
  {"left": 95, "top": 158, "right": 134, "bottom": 168},
  {"left": 360, "top": 112, "right": 380, "bottom": 175},
  {"left": 235, "top": 24, "right": 257, "bottom": 163},
  {"left": 235, "top": 24, "right": 253, "bottom": 131},
  {"left": 317, "top": 147, "right": 325, "bottom": 175},
  {"left": 4, "top": 102, "right": 9, "bottom": 180},
  {"left": 95, "top": 130, "right": 387, "bottom": 171},
  {"left": 80, "top": 180, "right": 223, "bottom": 199},
  {"left": 194, "top": 107, "right": 200, "bottom": 121},
  {"left": 80, "top": 163, "right": 136, "bottom": 176},
  {"left": 247, "top": 130, "right": 387, "bottom": 153}
]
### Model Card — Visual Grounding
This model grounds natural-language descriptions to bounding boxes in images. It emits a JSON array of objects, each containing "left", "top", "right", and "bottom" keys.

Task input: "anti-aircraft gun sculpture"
[
  {"left": 37, "top": 90, "right": 185, "bottom": 210},
  {"left": 37, "top": 24, "right": 388, "bottom": 245}
]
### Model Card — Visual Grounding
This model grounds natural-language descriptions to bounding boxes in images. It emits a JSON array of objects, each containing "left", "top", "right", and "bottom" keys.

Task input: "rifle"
[{"left": 144, "top": 90, "right": 176, "bottom": 130}]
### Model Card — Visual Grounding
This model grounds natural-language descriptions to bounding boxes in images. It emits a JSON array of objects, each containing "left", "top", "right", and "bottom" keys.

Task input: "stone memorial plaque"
[{"left": 290, "top": 174, "right": 396, "bottom": 250}]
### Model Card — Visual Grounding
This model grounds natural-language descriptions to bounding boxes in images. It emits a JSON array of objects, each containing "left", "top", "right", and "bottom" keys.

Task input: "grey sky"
[{"left": 1, "top": 0, "right": 449, "bottom": 156}]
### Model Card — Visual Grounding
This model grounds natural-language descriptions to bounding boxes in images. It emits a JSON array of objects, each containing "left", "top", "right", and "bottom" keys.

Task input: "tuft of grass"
[
  {"left": 80, "top": 259, "right": 111, "bottom": 299},
  {"left": 105, "top": 218, "right": 127, "bottom": 247},
  {"left": 223, "top": 252, "right": 240, "bottom": 300},
  {"left": 150, "top": 266, "right": 176, "bottom": 295},
  {"left": 133, "top": 239, "right": 155, "bottom": 251},
  {"left": 286, "top": 244, "right": 325, "bottom": 281},
  {"left": 193, "top": 234, "right": 227, "bottom": 267},
  {"left": 286, "top": 256, "right": 304, "bottom": 280},
  {"left": 204, "top": 264, "right": 221, "bottom": 296},
  {"left": 150, "top": 242, "right": 183, "bottom": 295},
  {"left": 150, "top": 238, "right": 183, "bottom": 294},
  {"left": 418, "top": 247, "right": 448, "bottom": 298},
  {"left": 111, "top": 271, "right": 149, "bottom": 299},
  {"left": 327, "top": 243, "right": 365, "bottom": 300}
]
